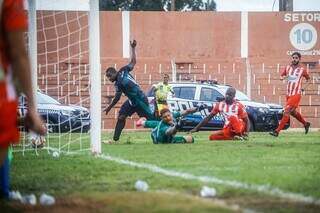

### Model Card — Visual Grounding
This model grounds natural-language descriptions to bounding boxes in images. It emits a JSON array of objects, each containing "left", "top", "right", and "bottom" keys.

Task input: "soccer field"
[{"left": 3, "top": 131, "right": 320, "bottom": 212}]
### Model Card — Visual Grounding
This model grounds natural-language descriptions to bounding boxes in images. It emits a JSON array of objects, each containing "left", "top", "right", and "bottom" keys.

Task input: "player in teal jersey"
[
  {"left": 137, "top": 106, "right": 205, "bottom": 144},
  {"left": 104, "top": 40, "right": 154, "bottom": 143}
]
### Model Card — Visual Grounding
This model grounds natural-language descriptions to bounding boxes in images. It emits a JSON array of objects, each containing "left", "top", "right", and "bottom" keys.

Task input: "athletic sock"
[
  {"left": 292, "top": 111, "right": 306, "bottom": 126},
  {"left": 276, "top": 114, "right": 290, "bottom": 133}
]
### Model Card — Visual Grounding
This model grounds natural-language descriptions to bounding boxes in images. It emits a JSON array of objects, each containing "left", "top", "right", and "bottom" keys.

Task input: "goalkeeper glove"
[{"left": 196, "top": 104, "right": 206, "bottom": 112}]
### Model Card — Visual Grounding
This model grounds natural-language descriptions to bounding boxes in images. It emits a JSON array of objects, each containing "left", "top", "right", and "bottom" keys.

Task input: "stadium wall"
[{"left": 36, "top": 11, "right": 320, "bottom": 129}]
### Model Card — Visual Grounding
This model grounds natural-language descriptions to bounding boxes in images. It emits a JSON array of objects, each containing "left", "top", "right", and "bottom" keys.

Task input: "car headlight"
[
  {"left": 61, "top": 110, "right": 74, "bottom": 116},
  {"left": 257, "top": 107, "right": 269, "bottom": 113}
]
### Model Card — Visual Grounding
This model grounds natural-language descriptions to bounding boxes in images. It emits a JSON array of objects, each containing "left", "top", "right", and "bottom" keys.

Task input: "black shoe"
[
  {"left": 269, "top": 131, "right": 279, "bottom": 137},
  {"left": 304, "top": 122, "right": 311, "bottom": 134}
]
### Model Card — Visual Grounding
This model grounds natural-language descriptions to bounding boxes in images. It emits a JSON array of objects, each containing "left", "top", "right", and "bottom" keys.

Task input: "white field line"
[
  {"left": 17, "top": 147, "right": 320, "bottom": 206},
  {"left": 97, "top": 153, "right": 320, "bottom": 206}
]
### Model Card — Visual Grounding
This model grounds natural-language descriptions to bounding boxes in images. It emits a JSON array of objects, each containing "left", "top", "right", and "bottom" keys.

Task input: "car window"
[
  {"left": 200, "top": 88, "right": 223, "bottom": 102},
  {"left": 219, "top": 88, "right": 250, "bottom": 101},
  {"left": 147, "top": 86, "right": 155, "bottom": 97},
  {"left": 175, "top": 87, "right": 196, "bottom": 100},
  {"left": 235, "top": 90, "right": 250, "bottom": 101},
  {"left": 37, "top": 93, "right": 61, "bottom": 104},
  {"left": 172, "top": 87, "right": 180, "bottom": 97}
]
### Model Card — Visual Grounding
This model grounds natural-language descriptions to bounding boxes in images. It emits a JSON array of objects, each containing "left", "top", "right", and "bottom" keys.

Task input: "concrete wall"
[{"left": 36, "top": 11, "right": 320, "bottom": 129}]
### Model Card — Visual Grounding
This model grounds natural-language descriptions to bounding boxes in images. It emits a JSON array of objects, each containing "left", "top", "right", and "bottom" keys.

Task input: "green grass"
[{"left": 3, "top": 131, "right": 320, "bottom": 212}]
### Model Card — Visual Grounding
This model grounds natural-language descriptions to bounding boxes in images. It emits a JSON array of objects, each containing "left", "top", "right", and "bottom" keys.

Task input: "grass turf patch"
[{"left": 6, "top": 131, "right": 320, "bottom": 212}]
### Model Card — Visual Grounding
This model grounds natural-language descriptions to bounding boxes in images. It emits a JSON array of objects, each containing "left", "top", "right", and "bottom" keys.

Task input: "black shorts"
[{"left": 119, "top": 99, "right": 154, "bottom": 119}]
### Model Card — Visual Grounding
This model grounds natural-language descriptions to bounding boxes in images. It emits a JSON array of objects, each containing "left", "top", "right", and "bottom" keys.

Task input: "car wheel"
[{"left": 249, "top": 118, "right": 254, "bottom": 132}]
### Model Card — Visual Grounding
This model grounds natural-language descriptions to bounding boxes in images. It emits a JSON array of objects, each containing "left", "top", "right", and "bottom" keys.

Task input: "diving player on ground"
[{"left": 136, "top": 106, "right": 205, "bottom": 144}]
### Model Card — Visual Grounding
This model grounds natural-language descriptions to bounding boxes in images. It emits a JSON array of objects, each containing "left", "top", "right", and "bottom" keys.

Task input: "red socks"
[
  {"left": 276, "top": 114, "right": 290, "bottom": 133},
  {"left": 292, "top": 111, "right": 306, "bottom": 126}
]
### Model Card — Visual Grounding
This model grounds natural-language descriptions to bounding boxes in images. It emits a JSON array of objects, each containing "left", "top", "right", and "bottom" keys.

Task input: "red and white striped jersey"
[
  {"left": 211, "top": 100, "right": 247, "bottom": 126},
  {"left": 281, "top": 65, "right": 310, "bottom": 97}
]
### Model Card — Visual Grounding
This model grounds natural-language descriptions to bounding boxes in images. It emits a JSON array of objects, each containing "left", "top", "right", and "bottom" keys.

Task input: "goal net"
[{"left": 14, "top": 0, "right": 101, "bottom": 155}]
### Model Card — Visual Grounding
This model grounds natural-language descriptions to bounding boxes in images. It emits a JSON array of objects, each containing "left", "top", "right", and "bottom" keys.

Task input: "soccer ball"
[{"left": 29, "top": 131, "right": 46, "bottom": 149}]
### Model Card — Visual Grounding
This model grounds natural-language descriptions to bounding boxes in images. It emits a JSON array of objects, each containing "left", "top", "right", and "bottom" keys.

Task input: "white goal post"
[{"left": 27, "top": 0, "right": 101, "bottom": 154}]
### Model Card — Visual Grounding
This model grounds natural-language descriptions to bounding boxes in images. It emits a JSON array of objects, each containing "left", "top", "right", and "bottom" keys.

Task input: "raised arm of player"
[
  {"left": 189, "top": 112, "right": 216, "bottom": 133},
  {"left": 7, "top": 31, "right": 46, "bottom": 135},
  {"left": 129, "top": 40, "right": 137, "bottom": 68},
  {"left": 104, "top": 91, "right": 122, "bottom": 115},
  {"left": 180, "top": 104, "right": 206, "bottom": 117}
]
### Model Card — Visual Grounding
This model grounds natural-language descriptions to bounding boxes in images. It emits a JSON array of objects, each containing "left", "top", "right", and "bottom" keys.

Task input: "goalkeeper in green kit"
[{"left": 136, "top": 105, "right": 206, "bottom": 144}]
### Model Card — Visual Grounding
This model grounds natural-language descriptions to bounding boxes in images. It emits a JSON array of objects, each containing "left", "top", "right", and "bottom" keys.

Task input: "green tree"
[
  {"left": 204, "top": 0, "right": 216, "bottom": 11},
  {"left": 99, "top": 0, "right": 216, "bottom": 11},
  {"left": 130, "top": 0, "right": 166, "bottom": 11},
  {"left": 99, "top": 0, "right": 131, "bottom": 11}
]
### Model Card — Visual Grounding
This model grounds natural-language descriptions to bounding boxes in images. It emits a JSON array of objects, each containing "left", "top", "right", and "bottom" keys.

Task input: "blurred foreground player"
[{"left": 0, "top": 0, "right": 46, "bottom": 199}]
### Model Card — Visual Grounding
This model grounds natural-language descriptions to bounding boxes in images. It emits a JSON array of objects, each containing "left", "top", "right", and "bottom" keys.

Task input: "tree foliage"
[{"left": 99, "top": 0, "right": 216, "bottom": 11}]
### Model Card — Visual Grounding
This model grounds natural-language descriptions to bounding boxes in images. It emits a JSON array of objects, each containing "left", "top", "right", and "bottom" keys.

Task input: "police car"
[
  {"left": 18, "top": 91, "right": 90, "bottom": 133},
  {"left": 147, "top": 81, "right": 289, "bottom": 131}
]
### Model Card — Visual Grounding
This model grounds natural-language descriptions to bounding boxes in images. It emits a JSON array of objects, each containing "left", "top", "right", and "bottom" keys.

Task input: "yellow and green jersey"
[{"left": 154, "top": 82, "right": 174, "bottom": 102}]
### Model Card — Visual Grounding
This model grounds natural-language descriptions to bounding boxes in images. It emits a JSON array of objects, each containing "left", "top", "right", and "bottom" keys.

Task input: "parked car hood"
[
  {"left": 239, "top": 100, "right": 282, "bottom": 109},
  {"left": 239, "top": 100, "right": 270, "bottom": 109},
  {"left": 37, "top": 103, "right": 88, "bottom": 112}
]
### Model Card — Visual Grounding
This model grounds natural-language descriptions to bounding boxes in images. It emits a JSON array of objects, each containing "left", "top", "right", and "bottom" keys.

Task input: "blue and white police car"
[{"left": 148, "top": 81, "right": 289, "bottom": 131}]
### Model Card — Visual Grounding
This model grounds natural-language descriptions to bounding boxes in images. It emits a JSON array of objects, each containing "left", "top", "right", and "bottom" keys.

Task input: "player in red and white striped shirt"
[
  {"left": 270, "top": 52, "right": 310, "bottom": 137},
  {"left": 190, "top": 87, "right": 249, "bottom": 140}
]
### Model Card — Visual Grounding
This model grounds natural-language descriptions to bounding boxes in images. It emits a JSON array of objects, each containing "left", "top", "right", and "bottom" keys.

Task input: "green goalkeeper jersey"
[{"left": 145, "top": 111, "right": 181, "bottom": 144}]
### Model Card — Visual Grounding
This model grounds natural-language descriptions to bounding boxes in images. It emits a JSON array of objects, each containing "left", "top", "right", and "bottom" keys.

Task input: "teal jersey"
[
  {"left": 148, "top": 111, "right": 181, "bottom": 144},
  {"left": 115, "top": 64, "right": 148, "bottom": 107}
]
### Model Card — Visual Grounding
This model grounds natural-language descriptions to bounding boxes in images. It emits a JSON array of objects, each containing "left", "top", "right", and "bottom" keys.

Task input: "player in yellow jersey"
[{"left": 154, "top": 74, "right": 174, "bottom": 118}]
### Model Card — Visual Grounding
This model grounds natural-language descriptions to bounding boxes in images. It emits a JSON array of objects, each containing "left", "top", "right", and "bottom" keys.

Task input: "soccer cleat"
[
  {"left": 103, "top": 140, "right": 118, "bottom": 144},
  {"left": 269, "top": 131, "right": 279, "bottom": 137},
  {"left": 304, "top": 122, "right": 311, "bottom": 134},
  {"left": 233, "top": 135, "right": 245, "bottom": 141},
  {"left": 136, "top": 117, "right": 147, "bottom": 127}
]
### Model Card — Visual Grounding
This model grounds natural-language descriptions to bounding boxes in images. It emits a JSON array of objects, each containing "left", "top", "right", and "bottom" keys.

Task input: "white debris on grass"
[
  {"left": 40, "top": 193, "right": 55, "bottom": 206},
  {"left": 135, "top": 180, "right": 149, "bottom": 192},
  {"left": 200, "top": 186, "right": 217, "bottom": 198},
  {"left": 21, "top": 194, "right": 37, "bottom": 205},
  {"left": 9, "top": 191, "right": 22, "bottom": 202}
]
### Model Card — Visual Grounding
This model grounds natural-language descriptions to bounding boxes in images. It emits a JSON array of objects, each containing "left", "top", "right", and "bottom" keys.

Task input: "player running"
[
  {"left": 136, "top": 106, "right": 205, "bottom": 144},
  {"left": 270, "top": 52, "right": 311, "bottom": 137},
  {"left": 190, "top": 87, "right": 249, "bottom": 140},
  {"left": 104, "top": 40, "right": 154, "bottom": 143}
]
